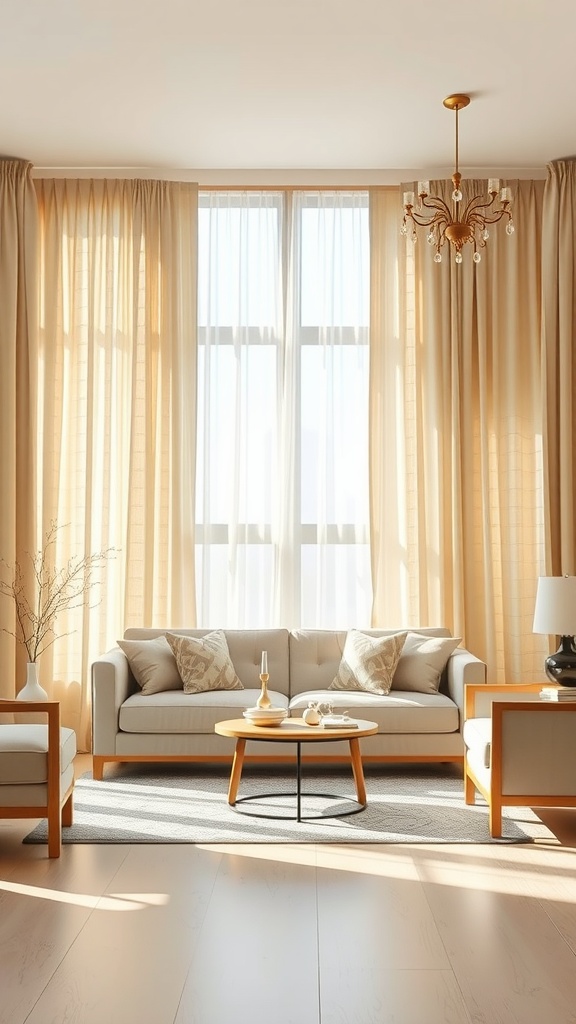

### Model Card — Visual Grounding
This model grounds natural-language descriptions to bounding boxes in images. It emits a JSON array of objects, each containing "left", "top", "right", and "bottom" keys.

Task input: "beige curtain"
[
  {"left": 370, "top": 179, "right": 548, "bottom": 682},
  {"left": 0, "top": 160, "right": 38, "bottom": 699},
  {"left": 33, "top": 178, "right": 198, "bottom": 748},
  {"left": 541, "top": 159, "right": 576, "bottom": 574}
]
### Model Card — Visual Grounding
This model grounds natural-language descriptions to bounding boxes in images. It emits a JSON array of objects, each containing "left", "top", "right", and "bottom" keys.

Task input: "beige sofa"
[{"left": 91, "top": 626, "right": 486, "bottom": 779}]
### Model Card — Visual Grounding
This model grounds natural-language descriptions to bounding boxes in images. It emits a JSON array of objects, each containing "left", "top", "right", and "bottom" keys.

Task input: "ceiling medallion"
[{"left": 401, "top": 94, "right": 515, "bottom": 264}]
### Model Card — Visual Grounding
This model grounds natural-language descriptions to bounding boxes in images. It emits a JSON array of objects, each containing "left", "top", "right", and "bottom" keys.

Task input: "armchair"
[
  {"left": 0, "top": 700, "right": 76, "bottom": 857},
  {"left": 464, "top": 683, "right": 576, "bottom": 837}
]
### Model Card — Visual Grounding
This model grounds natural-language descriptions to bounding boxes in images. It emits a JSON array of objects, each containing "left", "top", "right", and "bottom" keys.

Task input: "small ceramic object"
[{"left": 303, "top": 702, "right": 320, "bottom": 726}]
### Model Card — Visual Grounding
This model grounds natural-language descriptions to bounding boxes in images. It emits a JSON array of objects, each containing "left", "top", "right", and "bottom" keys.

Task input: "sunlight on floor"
[
  {"left": 0, "top": 879, "right": 170, "bottom": 911},
  {"left": 196, "top": 839, "right": 576, "bottom": 900}
]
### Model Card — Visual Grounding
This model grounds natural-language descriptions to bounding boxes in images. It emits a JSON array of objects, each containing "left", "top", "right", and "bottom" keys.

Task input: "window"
[{"left": 196, "top": 190, "right": 370, "bottom": 628}]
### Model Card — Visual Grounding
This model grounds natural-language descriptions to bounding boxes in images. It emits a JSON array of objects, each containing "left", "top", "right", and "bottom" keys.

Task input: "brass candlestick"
[{"left": 256, "top": 672, "right": 271, "bottom": 709}]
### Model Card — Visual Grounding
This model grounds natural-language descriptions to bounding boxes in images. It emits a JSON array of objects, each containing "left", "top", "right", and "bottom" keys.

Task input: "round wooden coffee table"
[{"left": 214, "top": 717, "right": 378, "bottom": 821}]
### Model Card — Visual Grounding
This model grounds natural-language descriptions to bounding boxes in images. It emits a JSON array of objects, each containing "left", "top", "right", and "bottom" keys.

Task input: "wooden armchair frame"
[
  {"left": 464, "top": 683, "right": 576, "bottom": 837},
  {"left": 0, "top": 700, "right": 74, "bottom": 857}
]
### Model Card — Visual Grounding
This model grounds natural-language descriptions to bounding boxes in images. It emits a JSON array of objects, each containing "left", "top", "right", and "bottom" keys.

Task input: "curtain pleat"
[
  {"left": 0, "top": 159, "right": 38, "bottom": 698},
  {"left": 541, "top": 159, "right": 576, "bottom": 574}
]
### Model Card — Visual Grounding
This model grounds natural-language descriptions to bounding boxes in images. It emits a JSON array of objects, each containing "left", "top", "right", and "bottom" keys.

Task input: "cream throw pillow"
[
  {"left": 391, "top": 632, "right": 461, "bottom": 694},
  {"left": 329, "top": 630, "right": 407, "bottom": 696},
  {"left": 118, "top": 636, "right": 182, "bottom": 695},
  {"left": 165, "top": 630, "right": 244, "bottom": 693}
]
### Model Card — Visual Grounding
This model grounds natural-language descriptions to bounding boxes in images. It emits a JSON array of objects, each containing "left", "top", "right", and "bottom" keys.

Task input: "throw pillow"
[
  {"left": 329, "top": 630, "right": 407, "bottom": 696},
  {"left": 118, "top": 636, "right": 182, "bottom": 695},
  {"left": 391, "top": 632, "right": 461, "bottom": 694},
  {"left": 165, "top": 630, "right": 244, "bottom": 693}
]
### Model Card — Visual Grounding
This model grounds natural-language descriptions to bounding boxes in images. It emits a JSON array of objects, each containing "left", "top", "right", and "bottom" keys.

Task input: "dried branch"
[{"left": 0, "top": 522, "right": 116, "bottom": 662}]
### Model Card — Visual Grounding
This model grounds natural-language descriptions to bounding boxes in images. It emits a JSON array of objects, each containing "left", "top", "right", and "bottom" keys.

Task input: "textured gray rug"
[{"left": 23, "top": 764, "right": 553, "bottom": 845}]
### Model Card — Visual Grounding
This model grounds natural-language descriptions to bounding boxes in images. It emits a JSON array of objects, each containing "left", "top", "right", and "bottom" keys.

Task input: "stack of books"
[
  {"left": 320, "top": 714, "right": 359, "bottom": 729},
  {"left": 539, "top": 686, "right": 576, "bottom": 702}
]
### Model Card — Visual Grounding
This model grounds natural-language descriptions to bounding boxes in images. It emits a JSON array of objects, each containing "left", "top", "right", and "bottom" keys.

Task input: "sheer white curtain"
[{"left": 196, "top": 189, "right": 370, "bottom": 628}]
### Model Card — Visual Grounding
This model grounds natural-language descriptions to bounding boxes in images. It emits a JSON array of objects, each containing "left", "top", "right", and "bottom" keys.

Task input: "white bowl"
[{"left": 243, "top": 707, "right": 287, "bottom": 727}]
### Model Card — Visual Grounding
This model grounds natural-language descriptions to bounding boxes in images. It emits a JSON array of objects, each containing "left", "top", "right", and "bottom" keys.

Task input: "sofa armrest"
[
  {"left": 445, "top": 648, "right": 486, "bottom": 711},
  {"left": 91, "top": 648, "right": 132, "bottom": 755}
]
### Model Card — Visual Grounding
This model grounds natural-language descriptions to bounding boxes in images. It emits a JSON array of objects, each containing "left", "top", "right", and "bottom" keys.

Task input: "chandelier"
[{"left": 401, "top": 94, "right": 514, "bottom": 264}]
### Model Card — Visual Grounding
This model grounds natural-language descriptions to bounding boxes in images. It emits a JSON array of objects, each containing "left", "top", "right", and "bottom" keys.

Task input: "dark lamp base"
[{"left": 544, "top": 635, "right": 576, "bottom": 687}]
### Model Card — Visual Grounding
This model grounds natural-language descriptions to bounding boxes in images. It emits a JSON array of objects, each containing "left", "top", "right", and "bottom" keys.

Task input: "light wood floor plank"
[
  {"left": 319, "top": 968, "right": 473, "bottom": 1024},
  {"left": 174, "top": 848, "right": 320, "bottom": 1024},
  {"left": 19, "top": 844, "right": 224, "bottom": 1024},
  {"left": 317, "top": 856, "right": 450, "bottom": 971},
  {"left": 412, "top": 848, "right": 576, "bottom": 1023}
]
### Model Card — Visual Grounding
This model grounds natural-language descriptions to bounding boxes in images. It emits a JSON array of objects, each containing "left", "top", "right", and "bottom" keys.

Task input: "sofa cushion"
[
  {"left": 329, "top": 629, "right": 407, "bottom": 696},
  {"left": 118, "top": 635, "right": 182, "bottom": 695},
  {"left": 391, "top": 632, "right": 461, "bottom": 694},
  {"left": 166, "top": 630, "right": 243, "bottom": 693},
  {"left": 118, "top": 688, "right": 289, "bottom": 734},
  {"left": 123, "top": 628, "right": 291, "bottom": 695},
  {"left": 289, "top": 690, "right": 459, "bottom": 734},
  {"left": 287, "top": 627, "right": 452, "bottom": 697}
]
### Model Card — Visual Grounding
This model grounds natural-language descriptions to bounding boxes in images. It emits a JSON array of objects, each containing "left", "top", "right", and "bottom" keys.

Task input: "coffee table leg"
[
  {"left": 228, "top": 737, "right": 247, "bottom": 805},
  {"left": 296, "top": 741, "right": 302, "bottom": 822},
  {"left": 349, "top": 737, "right": 367, "bottom": 806}
]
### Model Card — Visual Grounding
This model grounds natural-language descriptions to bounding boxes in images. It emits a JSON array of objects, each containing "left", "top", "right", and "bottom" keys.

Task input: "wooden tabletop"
[{"left": 214, "top": 717, "right": 379, "bottom": 742}]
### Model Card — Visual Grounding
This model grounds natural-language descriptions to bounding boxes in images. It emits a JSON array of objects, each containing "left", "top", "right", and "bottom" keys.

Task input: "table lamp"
[{"left": 533, "top": 575, "right": 576, "bottom": 686}]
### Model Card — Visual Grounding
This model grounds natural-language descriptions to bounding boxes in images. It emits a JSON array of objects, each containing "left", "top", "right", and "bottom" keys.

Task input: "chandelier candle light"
[{"left": 401, "top": 94, "right": 514, "bottom": 264}]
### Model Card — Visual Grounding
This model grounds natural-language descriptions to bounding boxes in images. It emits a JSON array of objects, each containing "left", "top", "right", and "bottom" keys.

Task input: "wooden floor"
[{"left": 1, "top": 756, "right": 576, "bottom": 1024}]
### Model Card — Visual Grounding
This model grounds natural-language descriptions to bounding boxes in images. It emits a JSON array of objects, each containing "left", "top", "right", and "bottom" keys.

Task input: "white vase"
[{"left": 17, "top": 662, "right": 48, "bottom": 702}]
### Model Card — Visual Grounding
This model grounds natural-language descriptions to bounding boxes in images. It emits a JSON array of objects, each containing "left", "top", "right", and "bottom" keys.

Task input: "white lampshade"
[{"left": 533, "top": 576, "right": 576, "bottom": 636}]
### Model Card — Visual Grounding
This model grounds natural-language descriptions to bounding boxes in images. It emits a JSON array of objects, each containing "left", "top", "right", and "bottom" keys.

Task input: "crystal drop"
[
  {"left": 506, "top": 221, "right": 515, "bottom": 236},
  {"left": 400, "top": 223, "right": 407, "bottom": 237},
  {"left": 482, "top": 228, "right": 489, "bottom": 241},
  {"left": 473, "top": 251, "right": 481, "bottom": 264},
  {"left": 433, "top": 252, "right": 442, "bottom": 263},
  {"left": 411, "top": 231, "right": 417, "bottom": 243},
  {"left": 455, "top": 251, "right": 463, "bottom": 264},
  {"left": 427, "top": 231, "right": 435, "bottom": 245},
  {"left": 452, "top": 188, "right": 463, "bottom": 202}
]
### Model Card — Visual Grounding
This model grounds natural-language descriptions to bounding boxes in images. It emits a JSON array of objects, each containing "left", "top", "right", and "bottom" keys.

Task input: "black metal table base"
[{"left": 230, "top": 739, "right": 366, "bottom": 822}]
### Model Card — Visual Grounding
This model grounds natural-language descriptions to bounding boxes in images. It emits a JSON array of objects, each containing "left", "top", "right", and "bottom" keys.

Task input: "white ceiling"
[{"left": 1, "top": 0, "right": 574, "bottom": 181}]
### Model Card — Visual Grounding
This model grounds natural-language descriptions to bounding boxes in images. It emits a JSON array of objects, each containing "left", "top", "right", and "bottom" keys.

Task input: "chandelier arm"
[
  {"left": 408, "top": 209, "right": 449, "bottom": 230},
  {"left": 466, "top": 208, "right": 512, "bottom": 231},
  {"left": 461, "top": 194, "right": 500, "bottom": 221},
  {"left": 420, "top": 194, "right": 452, "bottom": 220}
]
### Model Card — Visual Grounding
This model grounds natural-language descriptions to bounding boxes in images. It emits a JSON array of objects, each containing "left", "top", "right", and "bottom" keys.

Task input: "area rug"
[{"left": 23, "top": 764, "right": 554, "bottom": 845}]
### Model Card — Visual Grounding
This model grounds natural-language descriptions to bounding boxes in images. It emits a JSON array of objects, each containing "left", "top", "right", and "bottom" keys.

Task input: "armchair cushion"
[
  {"left": 0, "top": 724, "right": 76, "bottom": 784},
  {"left": 462, "top": 716, "right": 491, "bottom": 768}
]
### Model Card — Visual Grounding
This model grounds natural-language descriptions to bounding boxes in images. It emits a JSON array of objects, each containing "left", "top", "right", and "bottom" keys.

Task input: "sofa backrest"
[
  {"left": 123, "top": 627, "right": 291, "bottom": 695},
  {"left": 288, "top": 627, "right": 452, "bottom": 696}
]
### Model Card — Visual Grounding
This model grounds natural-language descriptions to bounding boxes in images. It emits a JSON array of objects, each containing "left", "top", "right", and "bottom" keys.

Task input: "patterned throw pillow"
[
  {"left": 118, "top": 636, "right": 182, "bottom": 695},
  {"left": 165, "top": 630, "right": 244, "bottom": 693},
  {"left": 391, "top": 632, "right": 461, "bottom": 694},
  {"left": 329, "top": 630, "right": 407, "bottom": 696}
]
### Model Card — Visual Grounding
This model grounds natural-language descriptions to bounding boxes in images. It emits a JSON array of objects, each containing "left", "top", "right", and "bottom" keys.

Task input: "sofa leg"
[{"left": 92, "top": 756, "right": 105, "bottom": 781}]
